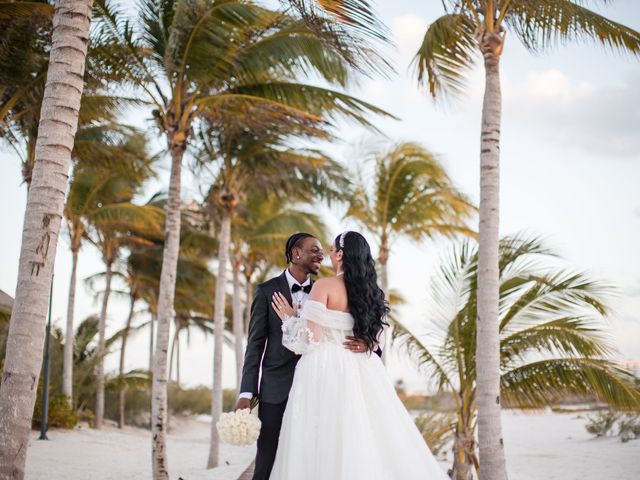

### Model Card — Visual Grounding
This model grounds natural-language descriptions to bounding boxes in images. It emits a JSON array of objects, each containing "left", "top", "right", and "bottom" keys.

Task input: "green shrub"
[
  {"left": 169, "top": 384, "right": 211, "bottom": 415},
  {"left": 33, "top": 393, "right": 78, "bottom": 429},
  {"left": 585, "top": 410, "right": 640, "bottom": 442},
  {"left": 585, "top": 410, "right": 620, "bottom": 437},
  {"left": 618, "top": 415, "right": 640, "bottom": 443},
  {"left": 414, "top": 411, "right": 455, "bottom": 458}
]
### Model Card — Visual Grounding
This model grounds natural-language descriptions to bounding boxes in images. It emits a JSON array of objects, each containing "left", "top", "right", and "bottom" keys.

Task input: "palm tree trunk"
[
  {"left": 152, "top": 142, "right": 184, "bottom": 480},
  {"left": 207, "top": 212, "right": 232, "bottom": 469},
  {"left": 244, "top": 277, "right": 252, "bottom": 335},
  {"left": 379, "top": 261, "right": 388, "bottom": 295},
  {"left": 95, "top": 259, "right": 114, "bottom": 429},
  {"left": 0, "top": 1, "right": 93, "bottom": 477},
  {"left": 378, "top": 240, "right": 390, "bottom": 364},
  {"left": 451, "top": 420, "right": 475, "bottom": 480},
  {"left": 118, "top": 295, "right": 136, "bottom": 429},
  {"left": 232, "top": 258, "right": 244, "bottom": 395},
  {"left": 475, "top": 32, "right": 508, "bottom": 480},
  {"left": 175, "top": 333, "right": 180, "bottom": 387},
  {"left": 149, "top": 311, "right": 155, "bottom": 372},
  {"left": 62, "top": 247, "right": 79, "bottom": 403},
  {"left": 168, "top": 325, "right": 178, "bottom": 384}
]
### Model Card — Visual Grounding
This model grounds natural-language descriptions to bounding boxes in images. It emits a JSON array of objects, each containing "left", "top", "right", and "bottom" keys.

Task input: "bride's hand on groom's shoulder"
[{"left": 272, "top": 292, "right": 296, "bottom": 320}]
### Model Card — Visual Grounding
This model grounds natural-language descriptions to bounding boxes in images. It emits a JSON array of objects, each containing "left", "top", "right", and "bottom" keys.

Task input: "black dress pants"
[{"left": 252, "top": 400, "right": 287, "bottom": 480}]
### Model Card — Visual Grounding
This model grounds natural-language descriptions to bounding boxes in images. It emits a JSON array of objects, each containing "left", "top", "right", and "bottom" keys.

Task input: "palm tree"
[
  {"left": 0, "top": 1, "right": 95, "bottom": 477},
  {"left": 0, "top": 1, "right": 53, "bottom": 19},
  {"left": 394, "top": 235, "right": 640, "bottom": 480},
  {"left": 92, "top": 2, "right": 388, "bottom": 473},
  {"left": 414, "top": 4, "right": 640, "bottom": 477},
  {"left": 114, "top": 243, "right": 169, "bottom": 429},
  {"left": 83, "top": 161, "right": 163, "bottom": 429},
  {"left": 2, "top": 4, "right": 148, "bottom": 407},
  {"left": 62, "top": 128, "right": 158, "bottom": 405},
  {"left": 345, "top": 141, "right": 475, "bottom": 360},
  {"left": 0, "top": 3, "right": 50, "bottom": 184},
  {"left": 0, "top": 2, "right": 138, "bottom": 188}
]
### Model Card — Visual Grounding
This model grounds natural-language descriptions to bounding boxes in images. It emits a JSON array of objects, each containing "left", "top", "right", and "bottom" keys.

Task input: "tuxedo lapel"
[{"left": 277, "top": 271, "right": 293, "bottom": 307}]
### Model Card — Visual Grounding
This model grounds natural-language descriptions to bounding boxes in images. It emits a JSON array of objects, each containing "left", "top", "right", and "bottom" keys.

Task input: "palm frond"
[
  {"left": 312, "top": 0, "right": 387, "bottom": 40},
  {"left": 413, "top": 13, "right": 478, "bottom": 99},
  {"left": 506, "top": 0, "right": 640, "bottom": 56},
  {"left": 346, "top": 141, "right": 474, "bottom": 251},
  {"left": 205, "top": 82, "right": 394, "bottom": 131},
  {"left": 501, "top": 358, "right": 640, "bottom": 409},
  {"left": 499, "top": 270, "right": 612, "bottom": 331},
  {"left": 500, "top": 316, "right": 614, "bottom": 366},
  {"left": 0, "top": 1, "right": 53, "bottom": 20},
  {"left": 392, "top": 320, "right": 455, "bottom": 392}
]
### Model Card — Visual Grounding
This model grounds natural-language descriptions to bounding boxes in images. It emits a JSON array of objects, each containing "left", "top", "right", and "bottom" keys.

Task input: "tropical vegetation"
[
  {"left": 414, "top": 3, "right": 640, "bottom": 478},
  {"left": 394, "top": 235, "right": 640, "bottom": 480}
]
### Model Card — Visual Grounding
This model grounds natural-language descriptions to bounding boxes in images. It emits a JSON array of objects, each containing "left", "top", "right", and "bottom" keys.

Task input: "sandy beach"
[{"left": 24, "top": 410, "right": 639, "bottom": 480}]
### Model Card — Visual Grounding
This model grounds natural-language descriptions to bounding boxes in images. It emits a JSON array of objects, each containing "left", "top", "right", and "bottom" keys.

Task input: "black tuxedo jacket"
[
  {"left": 239, "top": 270, "right": 384, "bottom": 404},
  {"left": 240, "top": 271, "right": 302, "bottom": 404}
]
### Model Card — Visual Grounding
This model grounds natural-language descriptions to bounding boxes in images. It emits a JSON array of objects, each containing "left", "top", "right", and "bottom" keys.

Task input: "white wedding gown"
[{"left": 270, "top": 300, "right": 449, "bottom": 480}]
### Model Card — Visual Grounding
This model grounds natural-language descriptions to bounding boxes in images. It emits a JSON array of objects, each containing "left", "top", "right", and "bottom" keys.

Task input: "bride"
[{"left": 269, "top": 231, "right": 449, "bottom": 480}]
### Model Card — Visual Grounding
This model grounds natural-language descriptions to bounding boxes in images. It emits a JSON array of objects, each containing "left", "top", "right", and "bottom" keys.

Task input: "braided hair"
[
  {"left": 335, "top": 231, "right": 389, "bottom": 350},
  {"left": 285, "top": 232, "right": 315, "bottom": 264}
]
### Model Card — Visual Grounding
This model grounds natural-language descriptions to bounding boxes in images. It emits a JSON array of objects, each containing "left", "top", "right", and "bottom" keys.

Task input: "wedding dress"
[{"left": 269, "top": 300, "right": 449, "bottom": 480}]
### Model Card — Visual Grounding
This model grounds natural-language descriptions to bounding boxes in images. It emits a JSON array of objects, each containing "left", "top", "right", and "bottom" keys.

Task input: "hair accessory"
[{"left": 339, "top": 231, "right": 347, "bottom": 249}]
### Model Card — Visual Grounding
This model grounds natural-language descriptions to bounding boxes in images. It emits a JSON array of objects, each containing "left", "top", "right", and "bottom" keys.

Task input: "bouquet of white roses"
[{"left": 216, "top": 407, "right": 261, "bottom": 446}]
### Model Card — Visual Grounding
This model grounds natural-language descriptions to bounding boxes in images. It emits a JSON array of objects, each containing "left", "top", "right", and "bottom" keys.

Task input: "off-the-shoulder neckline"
[{"left": 306, "top": 299, "right": 352, "bottom": 316}]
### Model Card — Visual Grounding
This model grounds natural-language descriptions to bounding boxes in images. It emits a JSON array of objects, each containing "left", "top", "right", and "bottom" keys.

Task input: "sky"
[{"left": 1, "top": 0, "right": 639, "bottom": 393}]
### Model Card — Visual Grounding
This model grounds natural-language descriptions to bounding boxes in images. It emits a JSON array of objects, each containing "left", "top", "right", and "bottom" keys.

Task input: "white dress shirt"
[{"left": 238, "top": 269, "right": 311, "bottom": 400}]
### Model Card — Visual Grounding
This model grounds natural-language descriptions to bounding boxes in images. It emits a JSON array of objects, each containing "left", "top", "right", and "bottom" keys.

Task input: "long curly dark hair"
[{"left": 335, "top": 231, "right": 389, "bottom": 350}]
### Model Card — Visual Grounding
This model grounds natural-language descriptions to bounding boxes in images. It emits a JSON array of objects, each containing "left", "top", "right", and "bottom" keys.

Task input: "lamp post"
[{"left": 39, "top": 274, "right": 54, "bottom": 440}]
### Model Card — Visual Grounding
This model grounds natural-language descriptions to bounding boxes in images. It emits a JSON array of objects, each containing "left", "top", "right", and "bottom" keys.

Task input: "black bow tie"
[{"left": 291, "top": 283, "right": 312, "bottom": 294}]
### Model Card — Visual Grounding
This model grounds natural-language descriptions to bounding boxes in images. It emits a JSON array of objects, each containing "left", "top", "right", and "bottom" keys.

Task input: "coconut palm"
[
  {"left": 0, "top": 1, "right": 95, "bottom": 477},
  {"left": 2, "top": 4, "right": 149, "bottom": 407},
  {"left": 0, "top": 0, "right": 52, "bottom": 19},
  {"left": 62, "top": 128, "right": 158, "bottom": 405},
  {"left": 0, "top": 4, "right": 50, "bottom": 183},
  {"left": 82, "top": 160, "right": 163, "bottom": 429},
  {"left": 119, "top": 240, "right": 216, "bottom": 425},
  {"left": 0, "top": 3, "right": 140, "bottom": 188},
  {"left": 113, "top": 244, "right": 168, "bottom": 429},
  {"left": 414, "top": 4, "right": 640, "bottom": 478},
  {"left": 345, "top": 141, "right": 475, "bottom": 361},
  {"left": 394, "top": 235, "right": 640, "bottom": 480},
  {"left": 92, "top": 1, "right": 388, "bottom": 472}
]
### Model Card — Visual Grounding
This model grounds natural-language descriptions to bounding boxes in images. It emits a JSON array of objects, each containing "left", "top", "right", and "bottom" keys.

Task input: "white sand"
[{"left": 25, "top": 410, "right": 639, "bottom": 480}]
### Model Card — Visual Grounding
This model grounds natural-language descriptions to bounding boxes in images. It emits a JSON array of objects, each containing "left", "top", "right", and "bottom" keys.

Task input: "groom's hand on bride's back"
[
  {"left": 343, "top": 336, "right": 383, "bottom": 357},
  {"left": 235, "top": 397, "right": 251, "bottom": 411},
  {"left": 343, "top": 336, "right": 371, "bottom": 354}
]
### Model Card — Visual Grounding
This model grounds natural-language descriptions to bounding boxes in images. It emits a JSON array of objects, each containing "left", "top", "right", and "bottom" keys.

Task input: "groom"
[{"left": 236, "top": 232, "right": 372, "bottom": 480}]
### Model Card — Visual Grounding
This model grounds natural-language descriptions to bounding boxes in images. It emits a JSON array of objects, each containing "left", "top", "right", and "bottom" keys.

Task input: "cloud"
[
  {"left": 504, "top": 69, "right": 640, "bottom": 159},
  {"left": 625, "top": 280, "right": 640, "bottom": 298},
  {"left": 390, "top": 14, "right": 428, "bottom": 66}
]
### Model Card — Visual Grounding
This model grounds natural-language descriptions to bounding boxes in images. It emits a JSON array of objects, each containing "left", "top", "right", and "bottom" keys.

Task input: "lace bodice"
[{"left": 281, "top": 300, "right": 354, "bottom": 355}]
